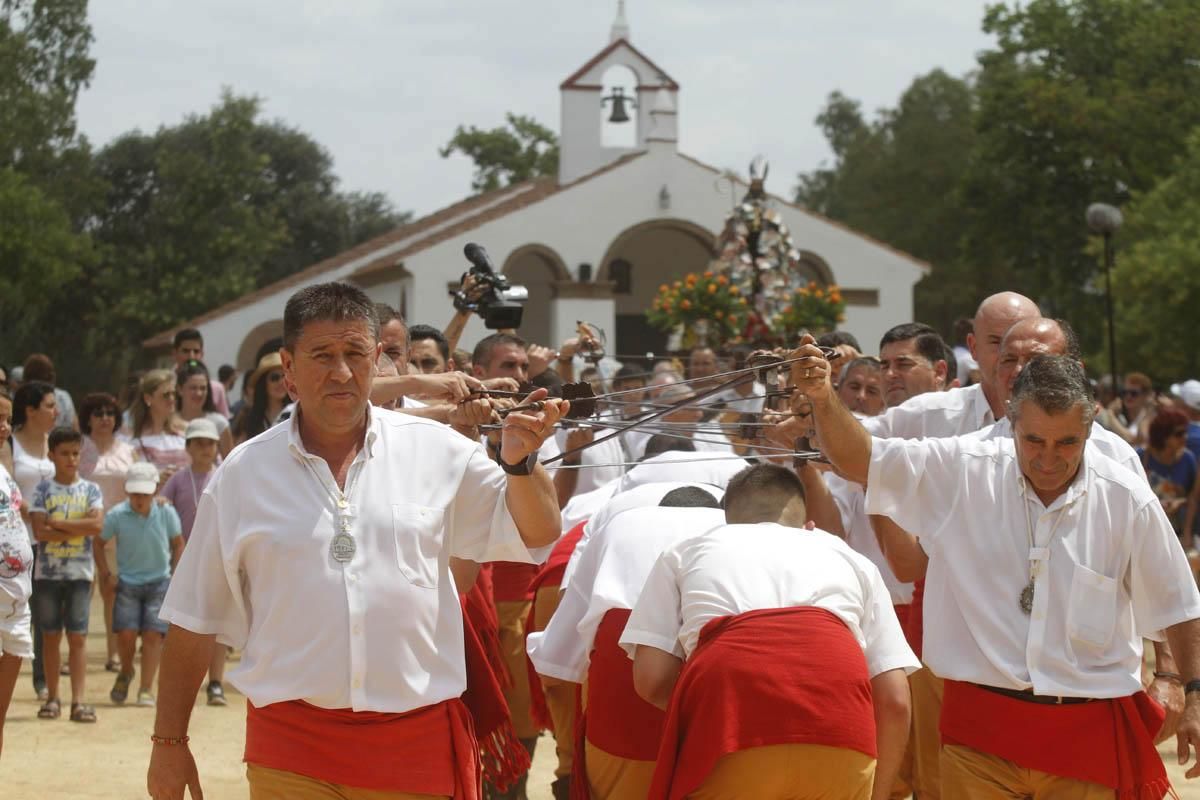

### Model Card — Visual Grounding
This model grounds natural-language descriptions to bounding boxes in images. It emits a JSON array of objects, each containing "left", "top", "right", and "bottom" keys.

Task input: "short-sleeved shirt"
[
  {"left": 619, "top": 522, "right": 919, "bottom": 679},
  {"left": 160, "top": 467, "right": 213, "bottom": 541},
  {"left": 0, "top": 465, "right": 34, "bottom": 610},
  {"left": 1186, "top": 421, "right": 1200, "bottom": 465},
  {"left": 101, "top": 501, "right": 182, "bottom": 585},
  {"left": 125, "top": 431, "right": 189, "bottom": 474},
  {"left": 79, "top": 436, "right": 138, "bottom": 511},
  {"left": 31, "top": 477, "right": 104, "bottom": 581}
]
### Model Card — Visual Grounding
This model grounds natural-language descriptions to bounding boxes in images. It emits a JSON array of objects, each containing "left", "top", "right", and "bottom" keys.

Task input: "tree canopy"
[{"left": 440, "top": 112, "right": 559, "bottom": 193}]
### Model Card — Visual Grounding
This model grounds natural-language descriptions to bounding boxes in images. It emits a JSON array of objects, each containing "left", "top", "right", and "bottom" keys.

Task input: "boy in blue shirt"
[
  {"left": 30, "top": 427, "right": 104, "bottom": 723},
  {"left": 99, "top": 462, "right": 183, "bottom": 708}
]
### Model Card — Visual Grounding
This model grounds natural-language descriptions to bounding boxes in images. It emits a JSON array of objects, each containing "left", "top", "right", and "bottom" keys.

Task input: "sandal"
[
  {"left": 105, "top": 659, "right": 120, "bottom": 673},
  {"left": 37, "top": 698, "right": 61, "bottom": 719},
  {"left": 70, "top": 703, "right": 97, "bottom": 723}
]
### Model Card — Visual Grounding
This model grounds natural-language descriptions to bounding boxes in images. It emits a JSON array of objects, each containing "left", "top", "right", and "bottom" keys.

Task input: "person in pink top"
[{"left": 172, "top": 329, "right": 230, "bottom": 418}]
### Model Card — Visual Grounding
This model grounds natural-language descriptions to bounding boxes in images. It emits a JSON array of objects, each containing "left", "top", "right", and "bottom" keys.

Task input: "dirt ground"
[{"left": 3, "top": 594, "right": 1198, "bottom": 799}]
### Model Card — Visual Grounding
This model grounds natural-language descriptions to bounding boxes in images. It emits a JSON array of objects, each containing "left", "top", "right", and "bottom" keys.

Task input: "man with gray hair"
[{"left": 791, "top": 344, "right": 1200, "bottom": 797}]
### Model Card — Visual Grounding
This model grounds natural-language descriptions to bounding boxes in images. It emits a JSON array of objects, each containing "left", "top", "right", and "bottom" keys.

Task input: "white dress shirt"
[
  {"left": 863, "top": 383, "right": 995, "bottom": 439},
  {"left": 826, "top": 473, "right": 914, "bottom": 605},
  {"left": 619, "top": 523, "right": 919, "bottom": 678},
  {"left": 161, "top": 407, "right": 549, "bottom": 713},
  {"left": 562, "top": 480, "right": 725, "bottom": 589},
  {"left": 528, "top": 505, "right": 725, "bottom": 682},
  {"left": 866, "top": 435, "right": 1200, "bottom": 697},
  {"left": 561, "top": 479, "right": 621, "bottom": 533},
  {"left": 616, "top": 450, "right": 747, "bottom": 495},
  {"left": 969, "top": 417, "right": 1146, "bottom": 480},
  {"left": 554, "top": 425, "right": 625, "bottom": 497}
]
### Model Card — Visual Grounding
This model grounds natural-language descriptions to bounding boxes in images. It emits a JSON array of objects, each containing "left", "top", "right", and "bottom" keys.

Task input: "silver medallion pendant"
[
  {"left": 1019, "top": 580, "right": 1035, "bottom": 615},
  {"left": 330, "top": 532, "right": 357, "bottom": 564}
]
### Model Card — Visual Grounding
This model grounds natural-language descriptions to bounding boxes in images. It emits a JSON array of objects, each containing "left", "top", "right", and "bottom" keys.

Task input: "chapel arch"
[
  {"left": 237, "top": 318, "right": 284, "bottom": 372},
  {"left": 499, "top": 243, "right": 571, "bottom": 347}
]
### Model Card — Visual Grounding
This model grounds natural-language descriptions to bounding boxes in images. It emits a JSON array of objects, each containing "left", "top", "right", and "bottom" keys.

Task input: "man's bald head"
[
  {"left": 969, "top": 292, "right": 1040, "bottom": 405},
  {"left": 995, "top": 317, "right": 1080, "bottom": 406}
]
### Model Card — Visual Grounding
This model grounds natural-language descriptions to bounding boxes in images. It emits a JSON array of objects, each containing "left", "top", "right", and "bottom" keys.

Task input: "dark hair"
[
  {"left": 1007, "top": 355, "right": 1095, "bottom": 426},
  {"left": 614, "top": 364, "right": 647, "bottom": 387},
  {"left": 218, "top": 364, "right": 236, "bottom": 383},
  {"left": 48, "top": 426, "right": 82, "bottom": 451},
  {"left": 22, "top": 353, "right": 56, "bottom": 384},
  {"left": 530, "top": 369, "right": 564, "bottom": 393},
  {"left": 472, "top": 333, "right": 527, "bottom": 370},
  {"left": 643, "top": 434, "right": 696, "bottom": 459},
  {"left": 942, "top": 342, "right": 958, "bottom": 383},
  {"left": 283, "top": 282, "right": 380, "bottom": 351},
  {"left": 1149, "top": 408, "right": 1190, "bottom": 451},
  {"left": 176, "top": 360, "right": 215, "bottom": 414},
  {"left": 12, "top": 381, "right": 55, "bottom": 428},
  {"left": 1125, "top": 371, "right": 1152, "bottom": 392},
  {"left": 408, "top": 324, "right": 450, "bottom": 362},
  {"left": 233, "top": 369, "right": 279, "bottom": 442},
  {"left": 817, "top": 330, "right": 862, "bottom": 353},
  {"left": 723, "top": 463, "right": 807, "bottom": 524},
  {"left": 1053, "top": 319, "right": 1082, "bottom": 361},
  {"left": 79, "top": 392, "right": 120, "bottom": 436},
  {"left": 659, "top": 486, "right": 721, "bottom": 508},
  {"left": 375, "top": 303, "right": 404, "bottom": 326},
  {"left": 880, "top": 323, "right": 947, "bottom": 370},
  {"left": 173, "top": 328, "right": 203, "bottom": 350},
  {"left": 953, "top": 317, "right": 973, "bottom": 345}
]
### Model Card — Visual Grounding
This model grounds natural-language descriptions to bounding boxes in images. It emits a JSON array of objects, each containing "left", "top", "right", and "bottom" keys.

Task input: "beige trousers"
[
  {"left": 584, "top": 739, "right": 657, "bottom": 799},
  {"left": 687, "top": 743, "right": 875, "bottom": 800},
  {"left": 246, "top": 763, "right": 447, "bottom": 799},
  {"left": 495, "top": 599, "right": 539, "bottom": 740},
  {"left": 940, "top": 744, "right": 1113, "bottom": 799},
  {"left": 533, "top": 585, "right": 576, "bottom": 777}
]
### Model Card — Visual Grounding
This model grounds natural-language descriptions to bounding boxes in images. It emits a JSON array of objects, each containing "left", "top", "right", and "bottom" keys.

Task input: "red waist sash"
[
  {"left": 941, "top": 680, "right": 1172, "bottom": 799},
  {"left": 529, "top": 521, "right": 586, "bottom": 598},
  {"left": 586, "top": 608, "right": 668, "bottom": 759},
  {"left": 245, "top": 697, "right": 479, "bottom": 799},
  {"left": 649, "top": 606, "right": 877, "bottom": 800},
  {"left": 491, "top": 561, "right": 539, "bottom": 603}
]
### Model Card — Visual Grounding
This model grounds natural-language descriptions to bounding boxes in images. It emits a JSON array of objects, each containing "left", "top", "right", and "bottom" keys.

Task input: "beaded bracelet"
[
  {"left": 150, "top": 734, "right": 190, "bottom": 746},
  {"left": 1154, "top": 671, "right": 1183, "bottom": 684}
]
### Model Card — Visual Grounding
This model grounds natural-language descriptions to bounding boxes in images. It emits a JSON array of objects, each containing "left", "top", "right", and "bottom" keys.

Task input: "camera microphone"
[{"left": 463, "top": 243, "right": 496, "bottom": 275}]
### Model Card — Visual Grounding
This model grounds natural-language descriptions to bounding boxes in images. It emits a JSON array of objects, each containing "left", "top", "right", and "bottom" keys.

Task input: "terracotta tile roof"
[
  {"left": 349, "top": 151, "right": 646, "bottom": 281},
  {"left": 141, "top": 181, "right": 540, "bottom": 348},
  {"left": 143, "top": 152, "right": 647, "bottom": 349},
  {"left": 675, "top": 153, "right": 932, "bottom": 274},
  {"left": 560, "top": 38, "right": 679, "bottom": 91}
]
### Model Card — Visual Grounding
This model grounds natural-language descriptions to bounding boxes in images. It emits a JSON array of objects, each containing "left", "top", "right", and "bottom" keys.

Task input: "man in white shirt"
[
  {"left": 621, "top": 464, "right": 917, "bottom": 800},
  {"left": 147, "top": 282, "right": 566, "bottom": 800},
  {"left": 792, "top": 344, "right": 1200, "bottom": 797},
  {"left": 837, "top": 356, "right": 886, "bottom": 418}
]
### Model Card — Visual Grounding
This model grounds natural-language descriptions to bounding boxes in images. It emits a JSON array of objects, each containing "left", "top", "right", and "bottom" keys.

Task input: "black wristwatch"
[{"left": 489, "top": 442, "right": 537, "bottom": 476}]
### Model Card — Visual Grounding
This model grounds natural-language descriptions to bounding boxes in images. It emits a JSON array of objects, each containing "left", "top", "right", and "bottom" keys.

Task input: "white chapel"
[{"left": 145, "top": 5, "right": 929, "bottom": 369}]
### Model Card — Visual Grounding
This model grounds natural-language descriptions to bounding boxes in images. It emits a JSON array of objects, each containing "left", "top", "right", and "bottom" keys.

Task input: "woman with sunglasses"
[
  {"left": 1140, "top": 408, "right": 1200, "bottom": 554},
  {"left": 78, "top": 392, "right": 138, "bottom": 672},
  {"left": 1111, "top": 371, "right": 1157, "bottom": 447},
  {"left": 232, "top": 353, "right": 290, "bottom": 446},
  {"left": 175, "top": 360, "right": 234, "bottom": 459},
  {"left": 122, "top": 370, "right": 188, "bottom": 484}
]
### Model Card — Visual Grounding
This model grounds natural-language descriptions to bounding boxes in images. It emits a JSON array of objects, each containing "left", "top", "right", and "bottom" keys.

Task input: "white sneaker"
[{"left": 135, "top": 690, "right": 155, "bottom": 707}]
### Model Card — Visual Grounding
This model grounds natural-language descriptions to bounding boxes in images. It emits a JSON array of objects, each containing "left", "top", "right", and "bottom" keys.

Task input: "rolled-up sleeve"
[
  {"left": 448, "top": 447, "right": 552, "bottom": 565},
  {"left": 159, "top": 484, "right": 250, "bottom": 650},
  {"left": 864, "top": 436, "right": 962, "bottom": 548}
]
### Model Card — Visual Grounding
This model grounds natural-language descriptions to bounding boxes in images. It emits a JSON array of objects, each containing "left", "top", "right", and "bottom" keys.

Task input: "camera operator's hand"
[
  {"left": 459, "top": 273, "right": 485, "bottom": 304},
  {"left": 527, "top": 344, "right": 558, "bottom": 379}
]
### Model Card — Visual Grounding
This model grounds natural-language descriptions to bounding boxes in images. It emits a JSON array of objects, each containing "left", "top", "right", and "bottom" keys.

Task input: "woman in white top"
[
  {"left": 176, "top": 360, "right": 233, "bottom": 459},
  {"left": 10, "top": 381, "right": 56, "bottom": 700},
  {"left": 78, "top": 392, "right": 138, "bottom": 672},
  {"left": 123, "top": 369, "right": 188, "bottom": 483}
]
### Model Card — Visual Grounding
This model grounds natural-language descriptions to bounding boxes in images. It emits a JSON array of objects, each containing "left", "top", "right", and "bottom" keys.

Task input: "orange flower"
[
  {"left": 704, "top": 271, "right": 714, "bottom": 279},
  {"left": 681, "top": 299, "right": 692, "bottom": 310},
  {"left": 707, "top": 284, "right": 717, "bottom": 294},
  {"left": 729, "top": 285, "right": 740, "bottom": 295},
  {"left": 717, "top": 275, "right": 729, "bottom": 286},
  {"left": 674, "top": 280, "right": 682, "bottom": 289},
  {"left": 662, "top": 301, "right": 672, "bottom": 312},
  {"left": 659, "top": 284, "right": 669, "bottom": 293},
  {"left": 686, "top": 275, "right": 698, "bottom": 287},
  {"left": 715, "top": 310, "right": 724, "bottom": 319},
  {"left": 739, "top": 297, "right": 747, "bottom": 305},
  {"left": 783, "top": 305, "right": 793, "bottom": 314}
]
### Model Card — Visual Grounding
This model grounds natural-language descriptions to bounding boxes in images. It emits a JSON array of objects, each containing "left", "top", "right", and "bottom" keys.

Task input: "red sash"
[
  {"left": 461, "top": 576, "right": 529, "bottom": 795},
  {"left": 525, "top": 522, "right": 588, "bottom": 732},
  {"left": 906, "top": 578, "right": 925, "bottom": 658},
  {"left": 245, "top": 697, "right": 479, "bottom": 798},
  {"left": 941, "top": 680, "right": 1173, "bottom": 799},
  {"left": 649, "top": 606, "right": 877, "bottom": 800},
  {"left": 491, "top": 561, "right": 539, "bottom": 603},
  {"left": 586, "top": 608, "right": 668, "bottom": 758}
]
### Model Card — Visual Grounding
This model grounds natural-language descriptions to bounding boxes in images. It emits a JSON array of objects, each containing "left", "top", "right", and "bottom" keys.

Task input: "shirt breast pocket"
[
  {"left": 1066, "top": 563, "right": 1118, "bottom": 647},
  {"left": 392, "top": 503, "right": 445, "bottom": 589}
]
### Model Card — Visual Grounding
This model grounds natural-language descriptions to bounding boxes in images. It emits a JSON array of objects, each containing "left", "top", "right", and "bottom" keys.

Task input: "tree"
[
  {"left": 958, "top": 0, "right": 1200, "bottom": 351},
  {"left": 796, "top": 71, "right": 979, "bottom": 332},
  {"left": 1110, "top": 128, "right": 1200, "bottom": 381},
  {"left": 440, "top": 112, "right": 559, "bottom": 193}
]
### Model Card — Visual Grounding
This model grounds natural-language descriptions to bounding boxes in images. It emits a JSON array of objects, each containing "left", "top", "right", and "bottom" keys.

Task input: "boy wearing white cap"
[
  {"left": 99, "top": 462, "right": 183, "bottom": 708},
  {"left": 160, "top": 417, "right": 229, "bottom": 705}
]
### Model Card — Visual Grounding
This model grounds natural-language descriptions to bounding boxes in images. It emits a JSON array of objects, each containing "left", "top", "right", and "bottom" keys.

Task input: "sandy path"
[{"left": 3, "top": 594, "right": 1197, "bottom": 799}]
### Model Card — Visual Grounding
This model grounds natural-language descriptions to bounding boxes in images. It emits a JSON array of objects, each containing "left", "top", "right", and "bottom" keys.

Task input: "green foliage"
[
  {"left": 440, "top": 112, "right": 559, "bottom": 193},
  {"left": 1111, "top": 129, "right": 1200, "bottom": 381}
]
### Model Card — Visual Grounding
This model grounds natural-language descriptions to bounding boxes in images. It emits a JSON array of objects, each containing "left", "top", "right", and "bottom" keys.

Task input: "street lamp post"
[{"left": 1086, "top": 202, "right": 1124, "bottom": 412}]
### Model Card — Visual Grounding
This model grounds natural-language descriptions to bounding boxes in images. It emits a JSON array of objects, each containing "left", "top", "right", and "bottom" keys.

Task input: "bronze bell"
[{"left": 602, "top": 86, "right": 635, "bottom": 123}]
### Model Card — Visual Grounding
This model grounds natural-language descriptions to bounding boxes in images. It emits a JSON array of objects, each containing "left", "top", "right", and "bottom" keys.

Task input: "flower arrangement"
[
  {"left": 771, "top": 282, "right": 845, "bottom": 340},
  {"left": 646, "top": 271, "right": 748, "bottom": 347}
]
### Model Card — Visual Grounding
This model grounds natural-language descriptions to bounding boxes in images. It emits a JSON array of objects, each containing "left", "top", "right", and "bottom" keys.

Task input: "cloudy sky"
[{"left": 75, "top": 1, "right": 996, "bottom": 218}]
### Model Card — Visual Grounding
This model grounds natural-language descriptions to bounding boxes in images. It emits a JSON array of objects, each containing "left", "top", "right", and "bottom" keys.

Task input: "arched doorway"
[
  {"left": 500, "top": 244, "right": 571, "bottom": 348},
  {"left": 237, "top": 319, "right": 284, "bottom": 372},
  {"left": 597, "top": 219, "right": 717, "bottom": 355}
]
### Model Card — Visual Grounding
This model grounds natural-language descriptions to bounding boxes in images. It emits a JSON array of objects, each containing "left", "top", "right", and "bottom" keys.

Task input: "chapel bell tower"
[{"left": 558, "top": 1, "right": 679, "bottom": 185}]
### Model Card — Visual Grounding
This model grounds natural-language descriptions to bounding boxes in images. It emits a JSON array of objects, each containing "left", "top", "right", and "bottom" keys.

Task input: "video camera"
[{"left": 451, "top": 243, "right": 529, "bottom": 330}]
